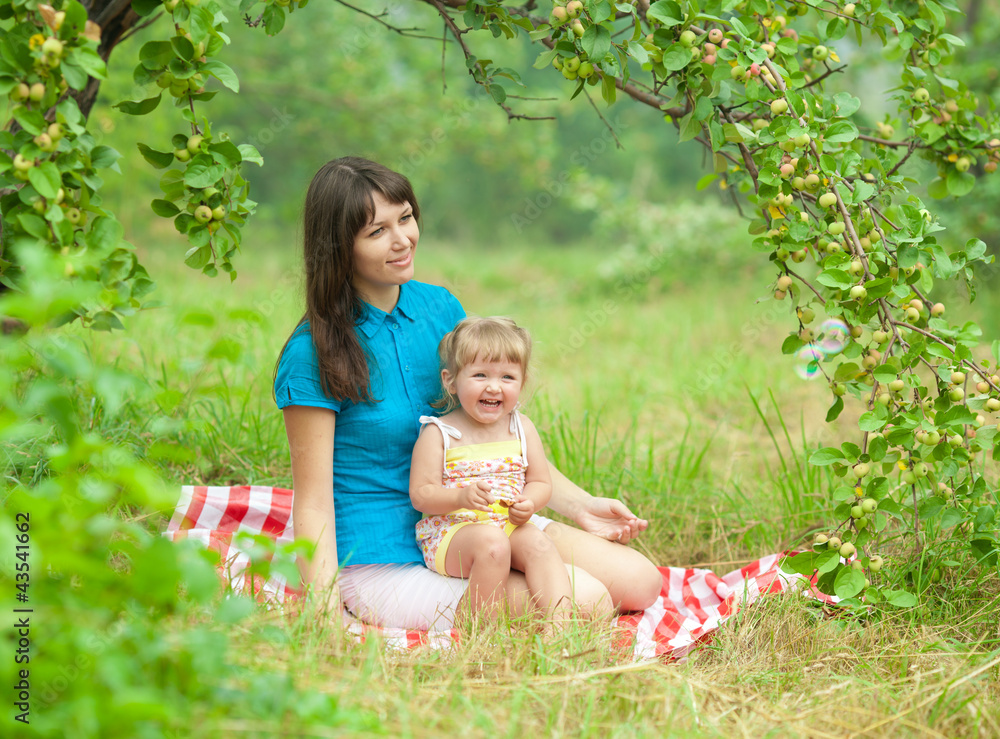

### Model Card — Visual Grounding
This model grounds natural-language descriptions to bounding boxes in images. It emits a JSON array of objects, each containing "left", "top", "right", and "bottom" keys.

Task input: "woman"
[{"left": 275, "top": 157, "right": 660, "bottom": 630}]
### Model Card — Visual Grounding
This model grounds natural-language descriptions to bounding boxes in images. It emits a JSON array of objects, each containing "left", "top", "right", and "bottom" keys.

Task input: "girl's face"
[
  {"left": 351, "top": 192, "right": 419, "bottom": 311},
  {"left": 444, "top": 355, "right": 524, "bottom": 428}
]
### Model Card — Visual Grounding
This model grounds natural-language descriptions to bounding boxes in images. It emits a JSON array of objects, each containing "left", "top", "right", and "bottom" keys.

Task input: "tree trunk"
[{"left": 1, "top": 0, "right": 144, "bottom": 300}]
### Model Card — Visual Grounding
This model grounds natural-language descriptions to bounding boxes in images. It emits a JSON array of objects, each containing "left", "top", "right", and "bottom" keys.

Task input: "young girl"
[{"left": 409, "top": 316, "right": 574, "bottom": 626}]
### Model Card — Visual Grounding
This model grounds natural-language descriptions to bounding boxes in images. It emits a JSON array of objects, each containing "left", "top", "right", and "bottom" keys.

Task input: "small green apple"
[{"left": 194, "top": 205, "right": 213, "bottom": 224}]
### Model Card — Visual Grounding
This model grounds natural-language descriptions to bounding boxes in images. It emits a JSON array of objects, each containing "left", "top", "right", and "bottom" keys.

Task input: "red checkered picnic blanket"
[{"left": 165, "top": 485, "right": 836, "bottom": 658}]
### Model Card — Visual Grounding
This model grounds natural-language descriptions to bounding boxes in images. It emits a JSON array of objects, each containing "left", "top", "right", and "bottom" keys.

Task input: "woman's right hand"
[
  {"left": 460, "top": 481, "right": 495, "bottom": 512},
  {"left": 574, "top": 496, "right": 648, "bottom": 544}
]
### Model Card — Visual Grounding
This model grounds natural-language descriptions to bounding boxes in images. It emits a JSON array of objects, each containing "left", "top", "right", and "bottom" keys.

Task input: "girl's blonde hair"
[{"left": 435, "top": 316, "right": 532, "bottom": 412}]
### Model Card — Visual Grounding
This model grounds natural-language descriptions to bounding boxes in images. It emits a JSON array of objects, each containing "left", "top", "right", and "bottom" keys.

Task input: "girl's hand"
[
  {"left": 507, "top": 495, "right": 534, "bottom": 526},
  {"left": 461, "top": 481, "right": 495, "bottom": 512}
]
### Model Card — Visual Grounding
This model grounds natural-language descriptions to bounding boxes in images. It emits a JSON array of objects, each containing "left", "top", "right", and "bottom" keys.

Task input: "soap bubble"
[
  {"left": 794, "top": 345, "right": 825, "bottom": 380},
  {"left": 818, "top": 318, "right": 851, "bottom": 355}
]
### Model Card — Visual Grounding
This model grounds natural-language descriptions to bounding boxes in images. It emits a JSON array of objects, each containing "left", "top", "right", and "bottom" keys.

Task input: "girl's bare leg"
[
  {"left": 444, "top": 525, "right": 511, "bottom": 620},
  {"left": 509, "top": 524, "right": 574, "bottom": 627}
]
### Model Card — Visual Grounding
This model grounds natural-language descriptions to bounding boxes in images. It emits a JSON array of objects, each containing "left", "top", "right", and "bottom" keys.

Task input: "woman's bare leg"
[
  {"left": 500, "top": 565, "right": 612, "bottom": 621},
  {"left": 544, "top": 522, "right": 662, "bottom": 612}
]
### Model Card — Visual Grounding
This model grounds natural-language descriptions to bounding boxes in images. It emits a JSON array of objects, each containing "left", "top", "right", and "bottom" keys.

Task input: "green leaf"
[
  {"left": 872, "top": 365, "right": 898, "bottom": 383},
  {"left": 815, "top": 549, "right": 841, "bottom": 574},
  {"left": 868, "top": 435, "right": 888, "bottom": 461},
  {"left": 834, "top": 566, "right": 865, "bottom": 598},
  {"left": 780, "top": 551, "right": 815, "bottom": 577},
  {"left": 695, "top": 173, "right": 719, "bottom": 191},
  {"left": 940, "top": 507, "right": 964, "bottom": 529},
  {"left": 114, "top": 94, "right": 163, "bottom": 116},
  {"left": 87, "top": 217, "right": 124, "bottom": 251},
  {"left": 238, "top": 144, "right": 263, "bottom": 166},
  {"left": 202, "top": 61, "right": 240, "bottom": 93},
  {"left": 858, "top": 410, "right": 887, "bottom": 432},
  {"left": 825, "top": 120, "right": 859, "bottom": 143},
  {"left": 918, "top": 121, "right": 946, "bottom": 144},
  {"left": 826, "top": 396, "right": 844, "bottom": 422},
  {"left": 935, "top": 405, "right": 977, "bottom": 430},
  {"left": 927, "top": 177, "right": 949, "bottom": 200},
  {"left": 810, "top": 447, "right": 846, "bottom": 466},
  {"left": 591, "top": 0, "right": 613, "bottom": 22},
  {"left": 183, "top": 162, "right": 226, "bottom": 189},
  {"left": 91, "top": 146, "right": 121, "bottom": 170},
  {"left": 184, "top": 245, "right": 213, "bottom": 269},
  {"left": 151, "top": 199, "right": 181, "bottom": 217},
  {"left": 27, "top": 162, "right": 61, "bottom": 199},
  {"left": 533, "top": 50, "right": 558, "bottom": 69},
  {"left": 90, "top": 311, "right": 125, "bottom": 331},
  {"left": 662, "top": 46, "right": 692, "bottom": 72},
  {"left": 208, "top": 142, "right": 243, "bottom": 168},
  {"left": 884, "top": 589, "right": 917, "bottom": 607},
  {"left": 131, "top": 0, "right": 162, "bottom": 15},
  {"left": 832, "top": 92, "right": 861, "bottom": 117},
  {"left": 71, "top": 47, "right": 107, "bottom": 79},
  {"left": 60, "top": 61, "right": 88, "bottom": 90},
  {"left": 817, "top": 269, "right": 853, "bottom": 289},
  {"left": 581, "top": 24, "right": 612, "bottom": 61},
  {"left": 262, "top": 4, "right": 286, "bottom": 34},
  {"left": 627, "top": 41, "right": 649, "bottom": 64},
  {"left": 137, "top": 143, "right": 175, "bottom": 169},
  {"left": 781, "top": 334, "right": 805, "bottom": 355},
  {"left": 947, "top": 169, "right": 975, "bottom": 197},
  {"left": 139, "top": 40, "right": 175, "bottom": 70},
  {"left": 601, "top": 73, "right": 616, "bottom": 106},
  {"left": 17, "top": 213, "right": 50, "bottom": 240},
  {"left": 677, "top": 111, "right": 701, "bottom": 143},
  {"left": 646, "top": 0, "right": 684, "bottom": 26}
]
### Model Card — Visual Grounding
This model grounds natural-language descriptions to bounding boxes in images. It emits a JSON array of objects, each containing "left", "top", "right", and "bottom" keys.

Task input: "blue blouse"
[{"left": 274, "top": 281, "right": 465, "bottom": 566}]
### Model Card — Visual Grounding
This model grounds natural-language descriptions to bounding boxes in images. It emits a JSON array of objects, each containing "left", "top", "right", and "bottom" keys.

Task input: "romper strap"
[
  {"left": 509, "top": 410, "right": 529, "bottom": 467},
  {"left": 418, "top": 415, "right": 463, "bottom": 455}
]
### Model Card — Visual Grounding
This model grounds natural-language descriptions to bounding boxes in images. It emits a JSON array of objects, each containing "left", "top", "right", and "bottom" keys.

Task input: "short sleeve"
[{"left": 274, "top": 325, "right": 342, "bottom": 412}]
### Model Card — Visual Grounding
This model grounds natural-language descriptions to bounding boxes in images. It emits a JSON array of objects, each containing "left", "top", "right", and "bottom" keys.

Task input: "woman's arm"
[
  {"left": 409, "top": 427, "right": 495, "bottom": 514},
  {"left": 283, "top": 405, "right": 341, "bottom": 614},
  {"left": 514, "top": 415, "right": 552, "bottom": 520},
  {"left": 546, "top": 464, "right": 649, "bottom": 544}
]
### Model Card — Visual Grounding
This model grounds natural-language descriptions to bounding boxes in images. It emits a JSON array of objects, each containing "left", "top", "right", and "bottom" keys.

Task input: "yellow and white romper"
[{"left": 414, "top": 412, "right": 530, "bottom": 575}]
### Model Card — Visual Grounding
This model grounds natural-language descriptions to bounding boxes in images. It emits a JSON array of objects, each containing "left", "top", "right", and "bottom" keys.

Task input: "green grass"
[{"left": 8, "top": 204, "right": 1000, "bottom": 737}]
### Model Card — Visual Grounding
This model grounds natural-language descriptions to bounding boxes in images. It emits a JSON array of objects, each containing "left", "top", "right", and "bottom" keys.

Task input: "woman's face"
[{"left": 351, "top": 192, "right": 419, "bottom": 310}]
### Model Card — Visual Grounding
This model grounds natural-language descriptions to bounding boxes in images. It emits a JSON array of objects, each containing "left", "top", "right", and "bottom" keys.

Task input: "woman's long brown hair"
[{"left": 275, "top": 157, "right": 420, "bottom": 404}]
